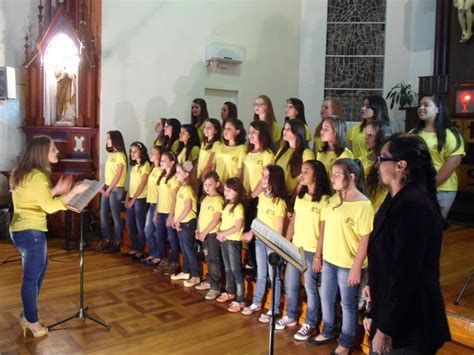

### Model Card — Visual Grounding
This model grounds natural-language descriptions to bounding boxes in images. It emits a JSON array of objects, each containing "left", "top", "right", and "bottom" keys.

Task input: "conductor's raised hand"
[{"left": 52, "top": 175, "right": 74, "bottom": 196}]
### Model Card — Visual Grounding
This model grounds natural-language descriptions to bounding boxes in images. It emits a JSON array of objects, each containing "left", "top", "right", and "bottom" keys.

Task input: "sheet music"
[{"left": 67, "top": 179, "right": 103, "bottom": 213}]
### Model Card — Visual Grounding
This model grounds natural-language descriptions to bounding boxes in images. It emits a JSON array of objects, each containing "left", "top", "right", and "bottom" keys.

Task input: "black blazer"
[{"left": 368, "top": 183, "right": 450, "bottom": 354}]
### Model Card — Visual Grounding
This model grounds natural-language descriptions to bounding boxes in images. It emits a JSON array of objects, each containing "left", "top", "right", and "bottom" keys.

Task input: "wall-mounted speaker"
[{"left": 0, "top": 67, "right": 16, "bottom": 100}]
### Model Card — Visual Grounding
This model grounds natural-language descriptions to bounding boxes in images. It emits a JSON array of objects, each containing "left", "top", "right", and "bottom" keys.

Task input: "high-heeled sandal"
[
  {"left": 21, "top": 320, "right": 48, "bottom": 338},
  {"left": 21, "top": 315, "right": 45, "bottom": 327}
]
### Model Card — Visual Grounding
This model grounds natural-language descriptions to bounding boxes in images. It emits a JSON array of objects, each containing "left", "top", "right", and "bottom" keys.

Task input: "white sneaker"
[
  {"left": 275, "top": 316, "right": 297, "bottom": 330},
  {"left": 195, "top": 281, "right": 211, "bottom": 290},
  {"left": 258, "top": 311, "right": 273, "bottom": 324},
  {"left": 293, "top": 323, "right": 316, "bottom": 340},
  {"left": 170, "top": 272, "right": 190, "bottom": 281},
  {"left": 241, "top": 303, "right": 261, "bottom": 316}
]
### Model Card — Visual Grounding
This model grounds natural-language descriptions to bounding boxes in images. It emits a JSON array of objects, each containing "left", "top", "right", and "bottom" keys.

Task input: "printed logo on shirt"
[
  {"left": 345, "top": 217, "right": 355, "bottom": 227},
  {"left": 232, "top": 157, "right": 238, "bottom": 162},
  {"left": 265, "top": 208, "right": 276, "bottom": 216},
  {"left": 311, "top": 206, "right": 321, "bottom": 214},
  {"left": 257, "top": 159, "right": 264, "bottom": 166},
  {"left": 111, "top": 158, "right": 116, "bottom": 163},
  {"left": 208, "top": 206, "right": 215, "bottom": 212}
]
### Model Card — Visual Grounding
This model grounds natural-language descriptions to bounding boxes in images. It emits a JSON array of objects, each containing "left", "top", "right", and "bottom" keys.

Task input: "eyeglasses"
[{"left": 377, "top": 155, "right": 398, "bottom": 163}]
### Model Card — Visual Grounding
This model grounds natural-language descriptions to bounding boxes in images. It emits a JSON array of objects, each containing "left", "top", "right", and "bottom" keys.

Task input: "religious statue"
[
  {"left": 54, "top": 66, "right": 76, "bottom": 126},
  {"left": 454, "top": 0, "right": 473, "bottom": 43}
]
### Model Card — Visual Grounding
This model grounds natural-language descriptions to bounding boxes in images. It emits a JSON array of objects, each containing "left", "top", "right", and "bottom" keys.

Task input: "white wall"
[
  {"left": 100, "top": 0, "right": 302, "bottom": 174},
  {"left": 0, "top": 0, "right": 38, "bottom": 193}
]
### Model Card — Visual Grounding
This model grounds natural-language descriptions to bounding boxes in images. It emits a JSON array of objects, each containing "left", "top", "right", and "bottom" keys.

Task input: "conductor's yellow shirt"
[
  {"left": 219, "top": 203, "right": 244, "bottom": 241},
  {"left": 10, "top": 169, "right": 67, "bottom": 232},
  {"left": 321, "top": 195, "right": 374, "bottom": 269},
  {"left": 198, "top": 195, "right": 224, "bottom": 234},
  {"left": 104, "top": 152, "right": 127, "bottom": 187}
]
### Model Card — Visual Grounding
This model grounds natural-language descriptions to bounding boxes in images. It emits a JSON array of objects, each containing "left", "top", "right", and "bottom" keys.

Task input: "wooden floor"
[{"left": 0, "top": 225, "right": 472, "bottom": 354}]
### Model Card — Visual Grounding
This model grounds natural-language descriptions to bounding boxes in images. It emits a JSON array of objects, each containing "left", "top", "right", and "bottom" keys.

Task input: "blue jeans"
[
  {"left": 126, "top": 198, "right": 148, "bottom": 253},
  {"left": 177, "top": 219, "right": 199, "bottom": 277},
  {"left": 203, "top": 233, "right": 221, "bottom": 290},
  {"left": 144, "top": 204, "right": 158, "bottom": 258},
  {"left": 253, "top": 239, "right": 281, "bottom": 313},
  {"left": 437, "top": 191, "right": 456, "bottom": 218},
  {"left": 100, "top": 188, "right": 124, "bottom": 243},
  {"left": 10, "top": 230, "right": 48, "bottom": 323},
  {"left": 156, "top": 213, "right": 179, "bottom": 263},
  {"left": 320, "top": 260, "right": 360, "bottom": 349},
  {"left": 221, "top": 240, "right": 245, "bottom": 303},
  {"left": 285, "top": 250, "right": 320, "bottom": 326}
]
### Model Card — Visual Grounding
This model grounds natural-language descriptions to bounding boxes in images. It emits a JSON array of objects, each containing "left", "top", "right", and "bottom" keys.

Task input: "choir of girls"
[{"left": 97, "top": 94, "right": 463, "bottom": 354}]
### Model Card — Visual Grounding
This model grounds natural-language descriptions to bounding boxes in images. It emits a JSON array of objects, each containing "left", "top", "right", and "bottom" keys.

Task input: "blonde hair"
[{"left": 10, "top": 135, "right": 52, "bottom": 190}]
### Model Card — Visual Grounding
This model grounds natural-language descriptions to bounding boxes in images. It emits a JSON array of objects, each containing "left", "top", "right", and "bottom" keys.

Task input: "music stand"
[
  {"left": 251, "top": 219, "right": 306, "bottom": 355},
  {"left": 48, "top": 180, "right": 111, "bottom": 331},
  {"left": 454, "top": 269, "right": 473, "bottom": 305}
]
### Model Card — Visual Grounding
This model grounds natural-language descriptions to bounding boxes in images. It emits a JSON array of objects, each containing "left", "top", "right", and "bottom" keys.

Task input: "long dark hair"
[
  {"left": 248, "top": 120, "right": 275, "bottom": 152},
  {"left": 366, "top": 121, "right": 394, "bottom": 197},
  {"left": 107, "top": 130, "right": 128, "bottom": 166},
  {"left": 319, "top": 116, "right": 348, "bottom": 156},
  {"left": 223, "top": 117, "right": 246, "bottom": 146},
  {"left": 10, "top": 135, "right": 52, "bottom": 190},
  {"left": 163, "top": 118, "right": 181, "bottom": 152},
  {"left": 276, "top": 120, "right": 309, "bottom": 178},
  {"left": 385, "top": 133, "right": 441, "bottom": 216},
  {"left": 360, "top": 95, "right": 390, "bottom": 131},
  {"left": 202, "top": 118, "right": 222, "bottom": 150},
  {"left": 191, "top": 98, "right": 209, "bottom": 128},
  {"left": 253, "top": 95, "right": 277, "bottom": 135},
  {"left": 157, "top": 151, "right": 177, "bottom": 185},
  {"left": 129, "top": 141, "right": 150, "bottom": 166},
  {"left": 332, "top": 158, "right": 367, "bottom": 209},
  {"left": 285, "top": 98, "right": 307, "bottom": 124},
  {"left": 298, "top": 160, "right": 332, "bottom": 202},
  {"left": 176, "top": 124, "right": 200, "bottom": 161},
  {"left": 224, "top": 177, "right": 244, "bottom": 213},
  {"left": 264, "top": 165, "right": 288, "bottom": 206},
  {"left": 223, "top": 101, "right": 238, "bottom": 119},
  {"left": 412, "top": 94, "right": 463, "bottom": 153}
]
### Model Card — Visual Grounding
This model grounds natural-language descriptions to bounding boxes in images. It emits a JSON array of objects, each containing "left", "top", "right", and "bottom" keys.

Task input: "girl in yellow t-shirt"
[
  {"left": 317, "top": 116, "right": 354, "bottom": 176},
  {"left": 10, "top": 136, "right": 87, "bottom": 337},
  {"left": 143, "top": 145, "right": 164, "bottom": 266},
  {"left": 214, "top": 117, "right": 247, "bottom": 182},
  {"left": 275, "top": 119, "right": 314, "bottom": 199},
  {"left": 191, "top": 98, "right": 209, "bottom": 142},
  {"left": 125, "top": 142, "right": 151, "bottom": 260},
  {"left": 413, "top": 95, "right": 465, "bottom": 218},
  {"left": 220, "top": 101, "right": 238, "bottom": 122},
  {"left": 364, "top": 121, "right": 393, "bottom": 212},
  {"left": 348, "top": 95, "right": 390, "bottom": 160},
  {"left": 310, "top": 158, "right": 374, "bottom": 353},
  {"left": 253, "top": 94, "right": 282, "bottom": 145},
  {"left": 314, "top": 97, "right": 345, "bottom": 154},
  {"left": 100, "top": 130, "right": 128, "bottom": 253},
  {"left": 197, "top": 118, "right": 222, "bottom": 181},
  {"left": 242, "top": 165, "right": 287, "bottom": 322},
  {"left": 162, "top": 118, "right": 181, "bottom": 154},
  {"left": 170, "top": 161, "right": 200, "bottom": 287},
  {"left": 216, "top": 177, "right": 246, "bottom": 313},
  {"left": 176, "top": 124, "right": 200, "bottom": 167},
  {"left": 284, "top": 98, "right": 313, "bottom": 145},
  {"left": 195, "top": 171, "right": 224, "bottom": 300},
  {"left": 277, "top": 160, "right": 332, "bottom": 340},
  {"left": 152, "top": 151, "right": 180, "bottom": 275}
]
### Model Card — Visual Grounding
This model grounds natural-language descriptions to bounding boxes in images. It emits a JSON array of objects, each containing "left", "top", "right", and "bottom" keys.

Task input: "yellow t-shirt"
[
  {"left": 349, "top": 124, "right": 369, "bottom": 160},
  {"left": 276, "top": 147, "right": 314, "bottom": 195},
  {"left": 256, "top": 193, "right": 287, "bottom": 233},
  {"left": 360, "top": 153, "right": 376, "bottom": 177},
  {"left": 242, "top": 150, "right": 275, "bottom": 195},
  {"left": 215, "top": 144, "right": 247, "bottom": 183},
  {"left": 196, "top": 123, "right": 205, "bottom": 142},
  {"left": 272, "top": 121, "right": 282, "bottom": 144},
  {"left": 10, "top": 169, "right": 67, "bottom": 232},
  {"left": 129, "top": 161, "right": 151, "bottom": 199},
  {"left": 157, "top": 174, "right": 179, "bottom": 214},
  {"left": 418, "top": 130, "right": 465, "bottom": 192},
  {"left": 177, "top": 145, "right": 200, "bottom": 165},
  {"left": 370, "top": 187, "right": 388, "bottom": 212},
  {"left": 197, "top": 141, "right": 222, "bottom": 179},
  {"left": 292, "top": 194, "right": 329, "bottom": 252},
  {"left": 220, "top": 203, "right": 244, "bottom": 241},
  {"left": 167, "top": 140, "right": 180, "bottom": 154},
  {"left": 174, "top": 184, "right": 197, "bottom": 223},
  {"left": 198, "top": 195, "right": 224, "bottom": 233},
  {"left": 316, "top": 147, "right": 354, "bottom": 176},
  {"left": 304, "top": 123, "right": 313, "bottom": 145},
  {"left": 321, "top": 195, "right": 374, "bottom": 269},
  {"left": 146, "top": 166, "right": 162, "bottom": 204},
  {"left": 104, "top": 152, "right": 127, "bottom": 187}
]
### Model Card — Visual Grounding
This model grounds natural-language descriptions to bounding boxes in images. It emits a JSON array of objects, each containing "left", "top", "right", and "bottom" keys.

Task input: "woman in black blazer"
[{"left": 364, "top": 133, "right": 450, "bottom": 354}]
